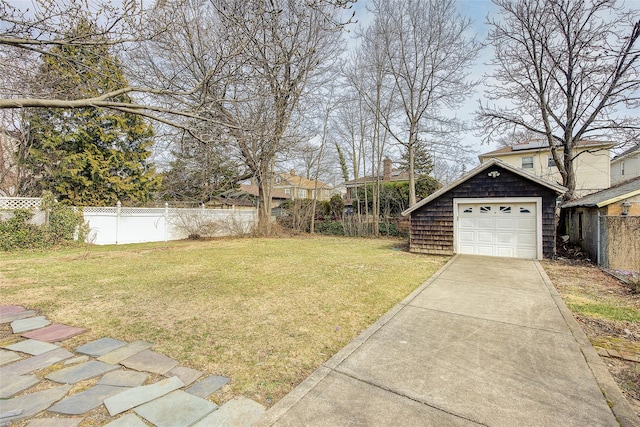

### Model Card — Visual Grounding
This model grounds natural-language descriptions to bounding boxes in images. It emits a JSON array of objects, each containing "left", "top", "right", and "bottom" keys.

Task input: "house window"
[
  {"left": 275, "top": 176, "right": 281, "bottom": 184},
  {"left": 480, "top": 206, "right": 491, "bottom": 213},
  {"left": 519, "top": 207, "right": 531, "bottom": 214},
  {"left": 284, "top": 188, "right": 290, "bottom": 195},
  {"left": 324, "top": 190, "right": 330, "bottom": 198},
  {"left": 298, "top": 189, "right": 306, "bottom": 198},
  {"left": 463, "top": 207, "right": 473, "bottom": 213},
  {"left": 548, "top": 155, "right": 556, "bottom": 167},
  {"left": 621, "top": 161, "right": 625, "bottom": 176},
  {"left": 522, "top": 156, "right": 534, "bottom": 169},
  {"left": 499, "top": 206, "right": 511, "bottom": 214}
]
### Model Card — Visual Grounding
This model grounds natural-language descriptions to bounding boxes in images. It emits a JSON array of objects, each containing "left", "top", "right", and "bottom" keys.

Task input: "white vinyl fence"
[
  {"left": 0, "top": 197, "right": 46, "bottom": 224},
  {"left": 1, "top": 197, "right": 258, "bottom": 245},
  {"left": 84, "top": 203, "right": 257, "bottom": 245}
]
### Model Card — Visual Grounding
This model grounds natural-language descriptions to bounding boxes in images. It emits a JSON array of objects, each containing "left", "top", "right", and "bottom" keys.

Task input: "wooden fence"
[{"left": 600, "top": 215, "right": 640, "bottom": 272}]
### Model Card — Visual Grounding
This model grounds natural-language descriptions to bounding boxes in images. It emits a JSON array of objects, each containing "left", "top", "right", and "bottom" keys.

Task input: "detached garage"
[{"left": 401, "top": 159, "right": 566, "bottom": 259}]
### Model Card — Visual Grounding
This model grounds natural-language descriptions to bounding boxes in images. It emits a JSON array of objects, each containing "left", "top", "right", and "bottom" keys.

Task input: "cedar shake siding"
[{"left": 408, "top": 165, "right": 560, "bottom": 258}]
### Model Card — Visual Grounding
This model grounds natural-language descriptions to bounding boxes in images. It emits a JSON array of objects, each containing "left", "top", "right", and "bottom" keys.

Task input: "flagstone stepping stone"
[
  {"left": 97, "top": 340, "right": 152, "bottom": 365},
  {"left": 103, "top": 413, "right": 148, "bottom": 427},
  {"left": 0, "top": 384, "right": 72, "bottom": 423},
  {"left": 22, "top": 324, "right": 86, "bottom": 343},
  {"left": 76, "top": 337, "right": 126, "bottom": 357},
  {"left": 0, "top": 349, "right": 21, "bottom": 366},
  {"left": 103, "top": 376, "right": 185, "bottom": 416},
  {"left": 0, "top": 305, "right": 25, "bottom": 315},
  {"left": 120, "top": 349, "right": 179, "bottom": 375},
  {"left": 26, "top": 418, "right": 83, "bottom": 427},
  {"left": 0, "top": 374, "right": 40, "bottom": 398},
  {"left": 165, "top": 366, "right": 203, "bottom": 387},
  {"left": 49, "top": 384, "right": 128, "bottom": 415},
  {"left": 4, "top": 339, "right": 59, "bottom": 356},
  {"left": 64, "top": 355, "right": 89, "bottom": 365},
  {"left": 45, "top": 360, "right": 120, "bottom": 384},
  {"left": 134, "top": 390, "right": 218, "bottom": 427},
  {"left": 11, "top": 316, "right": 51, "bottom": 334},
  {"left": 0, "top": 310, "right": 36, "bottom": 324},
  {"left": 98, "top": 370, "right": 148, "bottom": 387},
  {"left": 0, "top": 347, "right": 74, "bottom": 376},
  {"left": 186, "top": 375, "right": 231, "bottom": 398},
  {"left": 192, "top": 397, "right": 266, "bottom": 427}
]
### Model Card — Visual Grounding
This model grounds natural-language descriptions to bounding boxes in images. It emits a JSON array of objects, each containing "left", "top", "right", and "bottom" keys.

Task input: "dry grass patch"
[
  {"left": 0, "top": 236, "right": 447, "bottom": 406},
  {"left": 542, "top": 259, "right": 640, "bottom": 416}
]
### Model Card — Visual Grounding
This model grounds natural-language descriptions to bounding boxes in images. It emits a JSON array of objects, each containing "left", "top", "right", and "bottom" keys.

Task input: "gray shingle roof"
[{"left": 562, "top": 176, "right": 640, "bottom": 208}]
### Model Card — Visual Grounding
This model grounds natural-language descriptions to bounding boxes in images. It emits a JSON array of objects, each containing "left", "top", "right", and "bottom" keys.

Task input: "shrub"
[
  {"left": 48, "top": 204, "right": 85, "bottom": 244},
  {"left": 0, "top": 198, "right": 86, "bottom": 251},
  {"left": 314, "top": 220, "right": 344, "bottom": 236},
  {"left": 0, "top": 209, "right": 45, "bottom": 250}
]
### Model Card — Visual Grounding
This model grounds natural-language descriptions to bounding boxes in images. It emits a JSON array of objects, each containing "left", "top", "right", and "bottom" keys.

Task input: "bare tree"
[
  {"left": 479, "top": 0, "right": 640, "bottom": 201},
  {"left": 367, "top": 0, "right": 479, "bottom": 206},
  {"left": 1, "top": 0, "right": 352, "bottom": 235},
  {"left": 0, "top": 1, "right": 181, "bottom": 120},
  {"left": 343, "top": 33, "right": 395, "bottom": 236},
  {"left": 205, "top": 0, "right": 348, "bottom": 233}
]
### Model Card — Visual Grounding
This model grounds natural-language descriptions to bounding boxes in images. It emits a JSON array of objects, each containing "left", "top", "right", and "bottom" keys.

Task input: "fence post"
[
  {"left": 115, "top": 200, "right": 121, "bottom": 245},
  {"left": 164, "top": 202, "right": 169, "bottom": 242}
]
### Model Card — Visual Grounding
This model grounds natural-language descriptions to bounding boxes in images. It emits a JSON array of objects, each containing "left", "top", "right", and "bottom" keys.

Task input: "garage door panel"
[
  {"left": 460, "top": 218, "right": 475, "bottom": 228},
  {"left": 518, "top": 218, "right": 536, "bottom": 230},
  {"left": 516, "top": 233, "right": 536, "bottom": 246},
  {"left": 496, "top": 247, "right": 515, "bottom": 257},
  {"left": 459, "top": 231, "right": 475, "bottom": 243},
  {"left": 477, "top": 218, "right": 493, "bottom": 228},
  {"left": 456, "top": 201, "right": 538, "bottom": 259},
  {"left": 458, "top": 244, "right": 475, "bottom": 254},
  {"left": 496, "top": 220, "right": 516, "bottom": 231},
  {"left": 516, "top": 248, "right": 536, "bottom": 259},
  {"left": 477, "top": 232, "right": 494, "bottom": 243},
  {"left": 477, "top": 246, "right": 494, "bottom": 256},
  {"left": 496, "top": 233, "right": 514, "bottom": 243}
]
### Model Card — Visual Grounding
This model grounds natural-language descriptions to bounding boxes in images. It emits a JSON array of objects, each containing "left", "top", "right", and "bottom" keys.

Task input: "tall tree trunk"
[
  {"left": 408, "top": 142, "right": 416, "bottom": 206},
  {"left": 255, "top": 166, "right": 272, "bottom": 236}
]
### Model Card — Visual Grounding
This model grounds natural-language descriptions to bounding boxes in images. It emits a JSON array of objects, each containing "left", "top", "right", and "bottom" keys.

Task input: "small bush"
[
  {"left": 48, "top": 204, "right": 85, "bottom": 244},
  {"left": 0, "top": 209, "right": 45, "bottom": 250},
  {"left": 314, "top": 220, "right": 344, "bottom": 236}
]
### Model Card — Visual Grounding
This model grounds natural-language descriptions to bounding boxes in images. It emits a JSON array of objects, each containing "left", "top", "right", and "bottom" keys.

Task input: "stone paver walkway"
[{"left": 0, "top": 305, "right": 265, "bottom": 426}]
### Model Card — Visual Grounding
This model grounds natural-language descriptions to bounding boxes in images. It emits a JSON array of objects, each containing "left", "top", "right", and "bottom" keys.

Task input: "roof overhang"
[
  {"left": 595, "top": 189, "right": 640, "bottom": 207},
  {"left": 401, "top": 158, "right": 567, "bottom": 217}
]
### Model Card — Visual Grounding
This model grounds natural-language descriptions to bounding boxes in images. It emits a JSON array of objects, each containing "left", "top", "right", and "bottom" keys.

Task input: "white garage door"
[{"left": 457, "top": 202, "right": 538, "bottom": 259}]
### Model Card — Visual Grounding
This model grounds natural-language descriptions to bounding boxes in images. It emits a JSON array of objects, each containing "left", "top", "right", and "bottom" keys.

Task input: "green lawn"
[{"left": 0, "top": 236, "right": 448, "bottom": 406}]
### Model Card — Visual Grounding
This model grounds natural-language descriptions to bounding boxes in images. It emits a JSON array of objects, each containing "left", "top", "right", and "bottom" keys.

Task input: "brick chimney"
[{"left": 383, "top": 158, "right": 392, "bottom": 181}]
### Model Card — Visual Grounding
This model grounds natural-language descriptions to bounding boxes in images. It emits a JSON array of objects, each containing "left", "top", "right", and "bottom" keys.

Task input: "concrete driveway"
[{"left": 255, "top": 255, "right": 638, "bottom": 427}]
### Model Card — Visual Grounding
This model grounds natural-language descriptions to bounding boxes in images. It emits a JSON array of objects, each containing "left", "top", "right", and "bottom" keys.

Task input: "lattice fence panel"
[{"left": 0, "top": 197, "right": 41, "bottom": 210}]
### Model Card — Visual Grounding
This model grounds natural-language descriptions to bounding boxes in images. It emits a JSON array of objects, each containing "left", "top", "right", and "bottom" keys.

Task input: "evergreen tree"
[
  {"left": 398, "top": 141, "right": 434, "bottom": 178},
  {"left": 24, "top": 21, "right": 160, "bottom": 206},
  {"left": 159, "top": 135, "right": 241, "bottom": 202}
]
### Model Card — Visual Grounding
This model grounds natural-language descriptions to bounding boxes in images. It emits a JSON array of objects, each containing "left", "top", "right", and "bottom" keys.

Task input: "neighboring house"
[
  {"left": 562, "top": 176, "right": 640, "bottom": 272},
  {"left": 611, "top": 143, "right": 640, "bottom": 185},
  {"left": 273, "top": 171, "right": 333, "bottom": 201},
  {"left": 479, "top": 140, "right": 612, "bottom": 197},
  {"left": 213, "top": 184, "right": 290, "bottom": 209},
  {"left": 343, "top": 158, "right": 410, "bottom": 207},
  {"left": 402, "top": 158, "right": 566, "bottom": 260}
]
